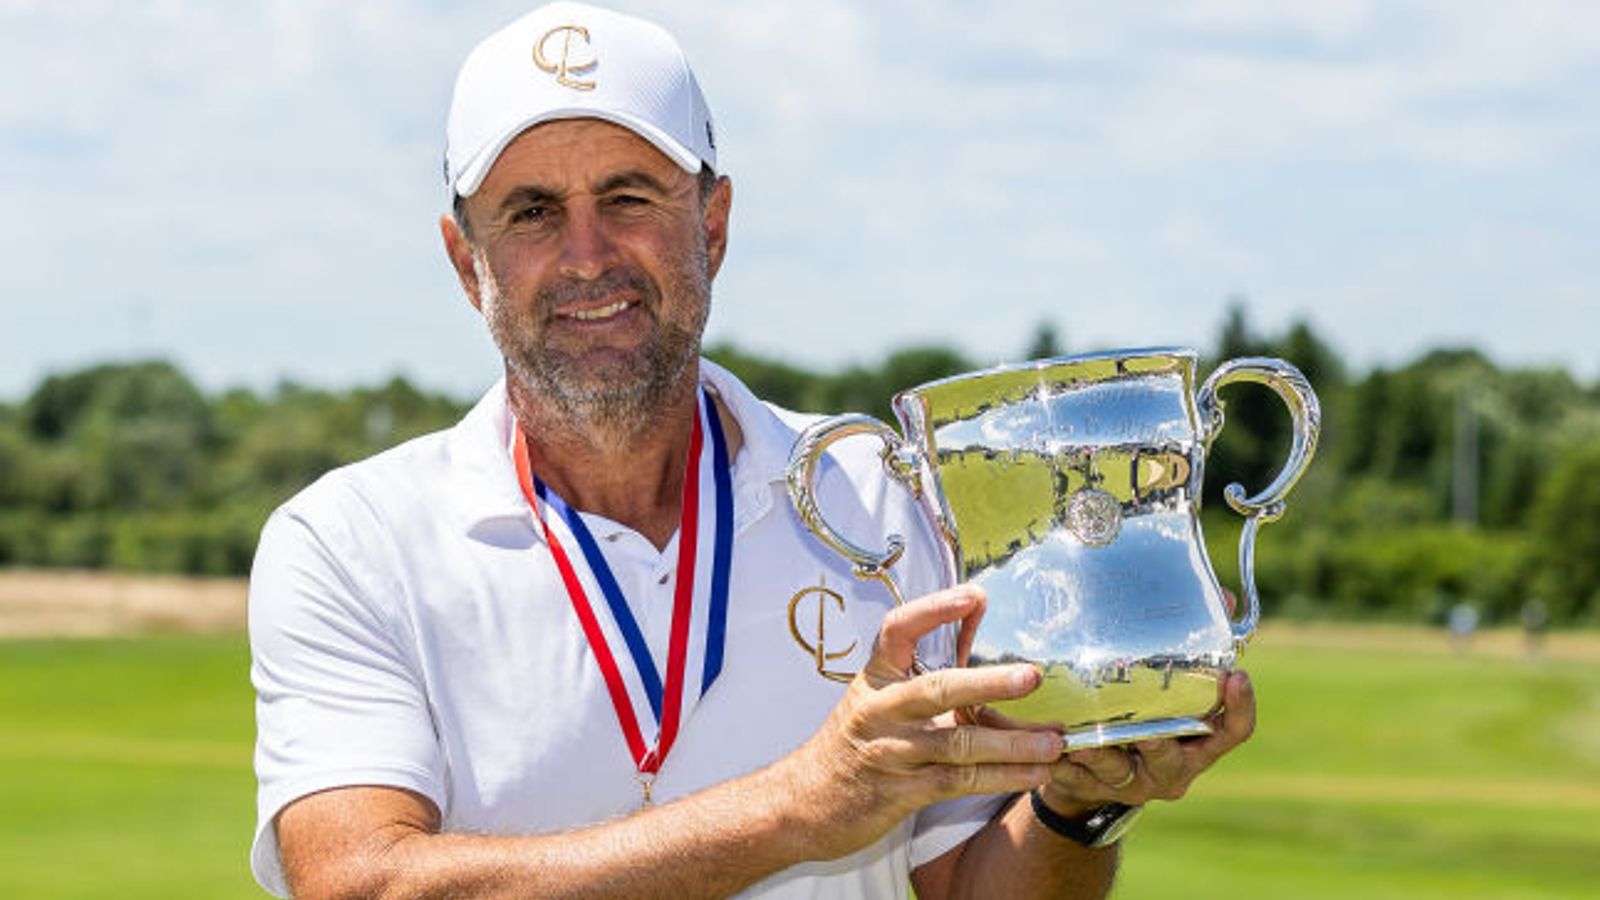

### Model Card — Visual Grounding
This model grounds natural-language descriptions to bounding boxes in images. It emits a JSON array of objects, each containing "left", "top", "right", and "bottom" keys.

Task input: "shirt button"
[
  {"left": 605, "top": 533, "right": 622, "bottom": 543},
  {"left": 656, "top": 572, "right": 671, "bottom": 586}
]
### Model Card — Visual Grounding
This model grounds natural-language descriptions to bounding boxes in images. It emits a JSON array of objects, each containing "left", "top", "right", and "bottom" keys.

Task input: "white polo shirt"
[{"left": 249, "top": 359, "right": 1003, "bottom": 898}]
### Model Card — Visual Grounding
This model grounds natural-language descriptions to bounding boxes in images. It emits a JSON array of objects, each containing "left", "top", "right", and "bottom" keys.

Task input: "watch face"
[{"left": 1090, "top": 804, "right": 1144, "bottom": 848}]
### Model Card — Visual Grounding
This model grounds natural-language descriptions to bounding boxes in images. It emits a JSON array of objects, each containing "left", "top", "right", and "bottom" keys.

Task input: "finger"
[
  {"left": 910, "top": 723, "right": 1064, "bottom": 767},
  {"left": 864, "top": 585, "right": 985, "bottom": 685},
  {"left": 1216, "top": 670, "right": 1257, "bottom": 747},
  {"left": 926, "top": 762, "right": 1055, "bottom": 801},
  {"left": 1048, "top": 757, "right": 1121, "bottom": 804},
  {"left": 1065, "top": 746, "right": 1138, "bottom": 788},
  {"left": 954, "top": 584, "right": 985, "bottom": 667},
  {"left": 882, "top": 663, "right": 1041, "bottom": 721},
  {"left": 964, "top": 703, "right": 1065, "bottom": 736},
  {"left": 951, "top": 703, "right": 983, "bottom": 728},
  {"left": 1133, "top": 737, "right": 1185, "bottom": 788},
  {"left": 1183, "top": 670, "right": 1258, "bottom": 770}
]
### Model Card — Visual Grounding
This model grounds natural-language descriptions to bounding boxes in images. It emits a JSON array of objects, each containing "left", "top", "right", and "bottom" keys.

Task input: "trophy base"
[{"left": 1061, "top": 717, "right": 1214, "bottom": 752}]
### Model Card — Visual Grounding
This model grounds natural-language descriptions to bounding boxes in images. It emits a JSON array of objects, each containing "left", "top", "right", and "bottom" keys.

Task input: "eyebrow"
[
  {"left": 491, "top": 169, "right": 681, "bottom": 221},
  {"left": 592, "top": 169, "right": 675, "bottom": 196},
  {"left": 494, "top": 185, "right": 561, "bottom": 220}
]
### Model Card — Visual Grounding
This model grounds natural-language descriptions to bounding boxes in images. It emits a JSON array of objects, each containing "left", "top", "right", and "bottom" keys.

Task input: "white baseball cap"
[{"left": 444, "top": 2, "right": 717, "bottom": 198}]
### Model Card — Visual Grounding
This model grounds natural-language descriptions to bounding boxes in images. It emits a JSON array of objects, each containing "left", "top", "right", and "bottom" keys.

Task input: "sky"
[{"left": 2, "top": 0, "right": 1597, "bottom": 400}]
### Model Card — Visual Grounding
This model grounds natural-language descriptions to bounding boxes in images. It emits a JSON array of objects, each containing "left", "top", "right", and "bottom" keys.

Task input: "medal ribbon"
[{"left": 513, "top": 389, "right": 732, "bottom": 778}]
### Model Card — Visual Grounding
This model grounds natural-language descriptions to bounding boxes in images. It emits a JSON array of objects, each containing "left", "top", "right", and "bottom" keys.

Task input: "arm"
[
  {"left": 274, "top": 585, "right": 1066, "bottom": 900},
  {"left": 913, "top": 794, "right": 1118, "bottom": 900},
  {"left": 278, "top": 774, "right": 801, "bottom": 900}
]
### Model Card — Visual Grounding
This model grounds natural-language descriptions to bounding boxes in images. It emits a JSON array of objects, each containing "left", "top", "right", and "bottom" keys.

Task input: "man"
[{"left": 249, "top": 4, "right": 1255, "bottom": 898}]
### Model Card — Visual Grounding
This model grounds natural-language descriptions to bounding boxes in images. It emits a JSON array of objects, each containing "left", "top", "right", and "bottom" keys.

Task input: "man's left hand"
[{"left": 1035, "top": 669, "right": 1256, "bottom": 813}]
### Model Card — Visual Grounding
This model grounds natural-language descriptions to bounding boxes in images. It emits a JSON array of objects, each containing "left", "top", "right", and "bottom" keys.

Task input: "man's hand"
[
  {"left": 912, "top": 655, "right": 1254, "bottom": 900},
  {"left": 1037, "top": 669, "right": 1256, "bottom": 815},
  {"left": 1035, "top": 583, "right": 1256, "bottom": 815},
  {"left": 778, "top": 584, "right": 1065, "bottom": 860}
]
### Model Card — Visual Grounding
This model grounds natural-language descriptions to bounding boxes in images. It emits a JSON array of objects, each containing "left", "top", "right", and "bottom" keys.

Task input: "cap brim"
[{"left": 452, "top": 108, "right": 704, "bottom": 198}]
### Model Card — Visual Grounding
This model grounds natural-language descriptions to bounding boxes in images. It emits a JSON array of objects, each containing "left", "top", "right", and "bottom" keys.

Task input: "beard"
[{"left": 477, "top": 244, "right": 710, "bottom": 444}]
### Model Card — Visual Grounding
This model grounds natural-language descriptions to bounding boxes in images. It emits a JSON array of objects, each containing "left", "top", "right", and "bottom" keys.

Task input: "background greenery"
[
  {"left": 3, "top": 310, "right": 1596, "bottom": 896},
  {"left": 3, "top": 307, "right": 1598, "bottom": 626},
  {"left": 1, "top": 628, "right": 1593, "bottom": 899}
]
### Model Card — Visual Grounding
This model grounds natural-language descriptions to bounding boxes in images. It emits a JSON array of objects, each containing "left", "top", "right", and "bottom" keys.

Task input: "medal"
[{"left": 513, "top": 388, "right": 734, "bottom": 808}]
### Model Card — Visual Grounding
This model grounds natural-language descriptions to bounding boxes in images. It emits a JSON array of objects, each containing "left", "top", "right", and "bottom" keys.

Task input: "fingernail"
[{"left": 1011, "top": 666, "right": 1039, "bottom": 691}]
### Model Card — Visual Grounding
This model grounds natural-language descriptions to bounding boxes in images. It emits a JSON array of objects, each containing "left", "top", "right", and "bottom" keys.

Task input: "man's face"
[{"left": 448, "top": 119, "right": 730, "bottom": 432}]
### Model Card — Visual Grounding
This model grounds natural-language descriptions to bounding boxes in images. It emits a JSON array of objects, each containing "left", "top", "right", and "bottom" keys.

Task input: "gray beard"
[{"left": 478, "top": 249, "right": 710, "bottom": 447}]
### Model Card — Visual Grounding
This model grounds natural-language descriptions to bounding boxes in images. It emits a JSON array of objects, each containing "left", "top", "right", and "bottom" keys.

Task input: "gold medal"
[{"left": 637, "top": 772, "right": 656, "bottom": 808}]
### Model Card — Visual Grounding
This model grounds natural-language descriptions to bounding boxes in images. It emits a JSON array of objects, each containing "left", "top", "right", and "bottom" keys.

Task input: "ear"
[
  {"left": 701, "top": 175, "right": 732, "bottom": 282},
  {"left": 439, "top": 213, "right": 484, "bottom": 312}
]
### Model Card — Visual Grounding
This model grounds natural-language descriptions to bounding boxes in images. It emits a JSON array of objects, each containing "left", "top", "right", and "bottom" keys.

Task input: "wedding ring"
[{"left": 1109, "top": 762, "right": 1137, "bottom": 790}]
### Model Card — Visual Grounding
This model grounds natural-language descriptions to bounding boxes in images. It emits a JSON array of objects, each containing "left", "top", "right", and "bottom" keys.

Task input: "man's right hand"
[{"left": 776, "top": 584, "right": 1064, "bottom": 861}]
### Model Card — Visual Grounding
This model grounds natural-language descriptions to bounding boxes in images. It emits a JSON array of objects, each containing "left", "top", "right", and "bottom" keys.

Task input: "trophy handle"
[
  {"left": 1195, "top": 358, "right": 1322, "bottom": 649},
  {"left": 786, "top": 413, "right": 925, "bottom": 608}
]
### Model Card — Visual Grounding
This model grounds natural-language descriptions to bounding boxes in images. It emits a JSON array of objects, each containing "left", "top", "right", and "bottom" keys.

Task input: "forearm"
[
  {"left": 280, "top": 588, "right": 1084, "bottom": 899},
  {"left": 283, "top": 766, "right": 814, "bottom": 900},
  {"left": 925, "top": 794, "right": 1117, "bottom": 900}
]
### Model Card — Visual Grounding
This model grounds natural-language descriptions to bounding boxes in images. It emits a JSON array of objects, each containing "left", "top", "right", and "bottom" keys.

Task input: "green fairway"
[
  {"left": 1114, "top": 633, "right": 1600, "bottom": 900},
  {"left": 0, "top": 635, "right": 261, "bottom": 899},
  {"left": 0, "top": 628, "right": 1595, "bottom": 898}
]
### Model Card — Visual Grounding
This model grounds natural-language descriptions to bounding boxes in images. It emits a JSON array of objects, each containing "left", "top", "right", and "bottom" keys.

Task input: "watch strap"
[{"left": 1028, "top": 789, "right": 1141, "bottom": 848}]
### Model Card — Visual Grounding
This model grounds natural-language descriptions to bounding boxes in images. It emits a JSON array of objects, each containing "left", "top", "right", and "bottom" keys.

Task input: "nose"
[{"left": 558, "top": 203, "right": 619, "bottom": 280}]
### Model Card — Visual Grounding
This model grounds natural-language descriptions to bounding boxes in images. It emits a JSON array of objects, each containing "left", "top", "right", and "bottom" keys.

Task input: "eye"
[
  {"left": 606, "top": 193, "right": 651, "bottom": 210},
  {"left": 510, "top": 203, "right": 552, "bottom": 224}
]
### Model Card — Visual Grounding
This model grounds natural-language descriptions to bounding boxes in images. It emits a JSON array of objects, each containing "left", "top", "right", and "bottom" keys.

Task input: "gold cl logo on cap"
[{"left": 533, "top": 25, "right": 597, "bottom": 91}]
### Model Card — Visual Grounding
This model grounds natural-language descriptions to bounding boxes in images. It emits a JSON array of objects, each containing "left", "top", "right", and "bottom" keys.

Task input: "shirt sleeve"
[{"left": 248, "top": 503, "right": 445, "bottom": 898}]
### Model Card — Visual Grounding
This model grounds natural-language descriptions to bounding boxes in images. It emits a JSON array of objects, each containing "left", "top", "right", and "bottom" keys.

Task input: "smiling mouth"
[{"left": 564, "top": 300, "right": 635, "bottom": 322}]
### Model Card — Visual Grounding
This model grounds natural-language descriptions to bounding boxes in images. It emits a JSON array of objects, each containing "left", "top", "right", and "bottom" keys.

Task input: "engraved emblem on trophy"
[{"left": 787, "top": 348, "right": 1320, "bottom": 750}]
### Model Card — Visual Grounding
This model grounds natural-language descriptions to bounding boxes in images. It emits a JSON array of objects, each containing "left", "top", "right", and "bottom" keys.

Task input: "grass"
[
  {"left": 1112, "top": 633, "right": 1600, "bottom": 900},
  {"left": 0, "top": 635, "right": 261, "bottom": 899},
  {"left": 0, "top": 627, "right": 1595, "bottom": 898}
]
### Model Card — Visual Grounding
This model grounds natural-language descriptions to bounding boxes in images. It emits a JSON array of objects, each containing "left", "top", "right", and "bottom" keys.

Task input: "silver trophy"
[{"left": 788, "top": 348, "right": 1320, "bottom": 750}]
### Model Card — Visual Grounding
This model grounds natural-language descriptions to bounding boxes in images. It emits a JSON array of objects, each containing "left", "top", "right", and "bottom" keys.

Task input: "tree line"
[{"left": 2, "top": 308, "right": 1597, "bottom": 626}]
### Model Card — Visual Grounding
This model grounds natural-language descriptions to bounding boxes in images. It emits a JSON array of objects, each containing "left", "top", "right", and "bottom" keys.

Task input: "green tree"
[
  {"left": 21, "top": 360, "right": 212, "bottom": 512},
  {"left": 1024, "top": 322, "right": 1064, "bottom": 360},
  {"left": 1529, "top": 440, "right": 1600, "bottom": 623},
  {"left": 704, "top": 343, "right": 821, "bottom": 412},
  {"left": 824, "top": 346, "right": 973, "bottom": 423},
  {"left": 1203, "top": 303, "right": 1293, "bottom": 510}
]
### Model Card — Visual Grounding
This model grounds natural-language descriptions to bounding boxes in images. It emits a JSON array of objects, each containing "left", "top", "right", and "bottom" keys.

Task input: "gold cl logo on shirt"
[
  {"left": 533, "top": 25, "right": 597, "bottom": 91},
  {"left": 787, "top": 583, "right": 858, "bottom": 684}
]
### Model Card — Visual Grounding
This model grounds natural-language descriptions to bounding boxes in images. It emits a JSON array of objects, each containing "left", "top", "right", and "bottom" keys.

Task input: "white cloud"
[{"left": 1, "top": 0, "right": 1597, "bottom": 396}]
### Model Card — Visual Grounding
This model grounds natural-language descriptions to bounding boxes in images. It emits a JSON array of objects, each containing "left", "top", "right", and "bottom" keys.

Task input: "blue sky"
[{"left": 2, "top": 0, "right": 1597, "bottom": 399}]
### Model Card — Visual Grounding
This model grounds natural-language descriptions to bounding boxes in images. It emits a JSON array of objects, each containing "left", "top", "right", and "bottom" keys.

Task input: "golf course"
[{"left": 0, "top": 573, "right": 1595, "bottom": 899}]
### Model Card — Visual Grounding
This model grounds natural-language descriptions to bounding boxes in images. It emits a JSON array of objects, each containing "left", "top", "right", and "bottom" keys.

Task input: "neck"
[{"left": 509, "top": 367, "right": 737, "bottom": 550}]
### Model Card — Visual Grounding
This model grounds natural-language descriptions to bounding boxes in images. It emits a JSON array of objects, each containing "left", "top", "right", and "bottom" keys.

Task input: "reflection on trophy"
[{"left": 788, "top": 348, "right": 1320, "bottom": 750}]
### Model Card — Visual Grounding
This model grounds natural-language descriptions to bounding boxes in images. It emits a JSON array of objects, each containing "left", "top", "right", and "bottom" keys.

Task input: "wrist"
[
  {"left": 1034, "top": 782, "right": 1095, "bottom": 819},
  {"left": 1027, "top": 788, "right": 1143, "bottom": 849},
  {"left": 763, "top": 738, "right": 874, "bottom": 862}
]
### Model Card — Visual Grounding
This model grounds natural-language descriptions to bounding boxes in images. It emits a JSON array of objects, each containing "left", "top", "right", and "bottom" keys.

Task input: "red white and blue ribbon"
[{"left": 513, "top": 388, "right": 733, "bottom": 787}]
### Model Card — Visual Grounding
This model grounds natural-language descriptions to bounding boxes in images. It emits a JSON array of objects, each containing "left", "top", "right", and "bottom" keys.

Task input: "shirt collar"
[
  {"left": 447, "top": 359, "right": 802, "bottom": 537},
  {"left": 443, "top": 378, "right": 533, "bottom": 534}
]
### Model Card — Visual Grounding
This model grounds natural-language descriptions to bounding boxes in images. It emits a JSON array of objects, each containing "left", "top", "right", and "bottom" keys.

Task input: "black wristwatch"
[{"left": 1028, "top": 789, "right": 1143, "bottom": 848}]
